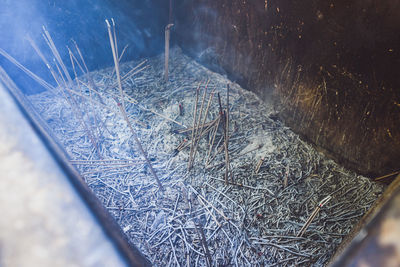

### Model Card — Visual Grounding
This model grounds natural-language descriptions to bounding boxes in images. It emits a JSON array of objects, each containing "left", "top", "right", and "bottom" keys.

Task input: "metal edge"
[
  {"left": 0, "top": 66, "right": 152, "bottom": 267},
  {"left": 329, "top": 174, "right": 400, "bottom": 266}
]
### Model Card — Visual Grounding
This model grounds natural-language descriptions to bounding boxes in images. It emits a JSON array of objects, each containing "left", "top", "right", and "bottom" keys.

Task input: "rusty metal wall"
[{"left": 174, "top": 0, "right": 400, "bottom": 178}]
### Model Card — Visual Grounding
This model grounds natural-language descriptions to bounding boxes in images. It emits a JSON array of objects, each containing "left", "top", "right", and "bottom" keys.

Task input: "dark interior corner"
[
  {"left": 0, "top": 0, "right": 169, "bottom": 95},
  {"left": 174, "top": 0, "right": 400, "bottom": 178}
]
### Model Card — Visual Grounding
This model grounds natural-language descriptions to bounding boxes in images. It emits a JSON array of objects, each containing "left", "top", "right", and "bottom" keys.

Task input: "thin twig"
[
  {"left": 164, "top": 23, "right": 174, "bottom": 82},
  {"left": 297, "top": 195, "right": 332, "bottom": 237},
  {"left": 190, "top": 80, "right": 209, "bottom": 168},
  {"left": 188, "top": 83, "right": 201, "bottom": 170},
  {"left": 106, "top": 18, "right": 163, "bottom": 191},
  {"left": 195, "top": 221, "right": 212, "bottom": 267},
  {"left": 374, "top": 170, "right": 400, "bottom": 181}
]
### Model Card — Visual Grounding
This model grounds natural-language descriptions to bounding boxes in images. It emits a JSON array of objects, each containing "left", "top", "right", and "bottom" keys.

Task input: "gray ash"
[{"left": 29, "top": 47, "right": 385, "bottom": 266}]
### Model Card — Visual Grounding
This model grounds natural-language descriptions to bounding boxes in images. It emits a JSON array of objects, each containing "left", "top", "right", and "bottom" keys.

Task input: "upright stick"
[
  {"left": 164, "top": 23, "right": 174, "bottom": 82},
  {"left": 225, "top": 83, "right": 232, "bottom": 182},
  {"left": 68, "top": 47, "right": 101, "bottom": 139},
  {"left": 205, "top": 117, "right": 220, "bottom": 166},
  {"left": 188, "top": 83, "right": 201, "bottom": 170},
  {"left": 0, "top": 47, "right": 54, "bottom": 92},
  {"left": 226, "top": 84, "right": 230, "bottom": 144},
  {"left": 106, "top": 19, "right": 163, "bottom": 191},
  {"left": 218, "top": 92, "right": 231, "bottom": 184},
  {"left": 72, "top": 40, "right": 103, "bottom": 103},
  {"left": 30, "top": 32, "right": 101, "bottom": 159}
]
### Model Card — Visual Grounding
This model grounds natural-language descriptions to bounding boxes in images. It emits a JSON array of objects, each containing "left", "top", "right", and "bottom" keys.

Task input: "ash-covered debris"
[{"left": 29, "top": 47, "right": 385, "bottom": 266}]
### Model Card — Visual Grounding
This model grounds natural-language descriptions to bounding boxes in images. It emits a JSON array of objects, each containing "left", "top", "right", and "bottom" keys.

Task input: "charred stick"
[
  {"left": 196, "top": 196, "right": 222, "bottom": 227},
  {"left": 374, "top": 170, "right": 400, "bottom": 181},
  {"left": 53, "top": 59, "right": 100, "bottom": 159},
  {"left": 205, "top": 117, "right": 220, "bottom": 166},
  {"left": 188, "top": 88, "right": 216, "bottom": 160},
  {"left": 179, "top": 102, "right": 184, "bottom": 116},
  {"left": 176, "top": 139, "right": 188, "bottom": 151},
  {"left": 27, "top": 37, "right": 67, "bottom": 93},
  {"left": 119, "top": 44, "right": 129, "bottom": 62},
  {"left": 235, "top": 144, "right": 263, "bottom": 158},
  {"left": 68, "top": 48, "right": 81, "bottom": 87},
  {"left": 217, "top": 92, "right": 225, "bottom": 126},
  {"left": 121, "top": 61, "right": 148, "bottom": 82},
  {"left": 207, "top": 144, "right": 264, "bottom": 170},
  {"left": 0, "top": 47, "right": 55, "bottom": 92},
  {"left": 226, "top": 84, "right": 230, "bottom": 144},
  {"left": 42, "top": 26, "right": 74, "bottom": 85},
  {"left": 168, "top": 235, "right": 180, "bottom": 267},
  {"left": 67, "top": 46, "right": 86, "bottom": 77},
  {"left": 119, "top": 92, "right": 163, "bottom": 191},
  {"left": 76, "top": 80, "right": 104, "bottom": 98},
  {"left": 80, "top": 162, "right": 145, "bottom": 176},
  {"left": 223, "top": 130, "right": 231, "bottom": 183},
  {"left": 64, "top": 92, "right": 101, "bottom": 159},
  {"left": 188, "top": 83, "right": 201, "bottom": 170},
  {"left": 73, "top": 161, "right": 145, "bottom": 167},
  {"left": 106, "top": 18, "right": 125, "bottom": 106},
  {"left": 208, "top": 176, "right": 274, "bottom": 193},
  {"left": 172, "top": 193, "right": 180, "bottom": 219},
  {"left": 225, "top": 84, "right": 232, "bottom": 182},
  {"left": 54, "top": 59, "right": 68, "bottom": 86},
  {"left": 123, "top": 59, "right": 147, "bottom": 79},
  {"left": 112, "top": 60, "right": 148, "bottom": 87},
  {"left": 180, "top": 119, "right": 217, "bottom": 151},
  {"left": 204, "top": 182, "right": 244, "bottom": 213},
  {"left": 180, "top": 185, "right": 214, "bottom": 263},
  {"left": 172, "top": 138, "right": 186, "bottom": 156},
  {"left": 255, "top": 158, "right": 264, "bottom": 174},
  {"left": 108, "top": 44, "right": 132, "bottom": 78},
  {"left": 111, "top": 18, "right": 118, "bottom": 60},
  {"left": 189, "top": 185, "right": 229, "bottom": 221},
  {"left": 202, "top": 119, "right": 219, "bottom": 136},
  {"left": 69, "top": 48, "right": 100, "bottom": 139},
  {"left": 199, "top": 89, "right": 215, "bottom": 137},
  {"left": 70, "top": 158, "right": 144, "bottom": 163},
  {"left": 121, "top": 65, "right": 149, "bottom": 84},
  {"left": 106, "top": 19, "right": 163, "bottom": 191},
  {"left": 283, "top": 164, "right": 289, "bottom": 188},
  {"left": 164, "top": 23, "right": 174, "bottom": 82},
  {"left": 68, "top": 48, "right": 101, "bottom": 139},
  {"left": 206, "top": 142, "right": 224, "bottom": 169},
  {"left": 25, "top": 36, "right": 62, "bottom": 92},
  {"left": 209, "top": 135, "right": 224, "bottom": 164},
  {"left": 39, "top": 29, "right": 101, "bottom": 158},
  {"left": 195, "top": 221, "right": 212, "bottom": 267},
  {"left": 218, "top": 92, "right": 231, "bottom": 183},
  {"left": 297, "top": 195, "right": 332, "bottom": 237},
  {"left": 72, "top": 40, "right": 104, "bottom": 102},
  {"left": 190, "top": 80, "right": 209, "bottom": 168},
  {"left": 199, "top": 119, "right": 218, "bottom": 137}
]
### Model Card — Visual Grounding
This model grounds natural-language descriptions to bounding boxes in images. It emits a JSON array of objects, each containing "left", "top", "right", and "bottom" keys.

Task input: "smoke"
[{"left": 0, "top": 0, "right": 168, "bottom": 95}]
